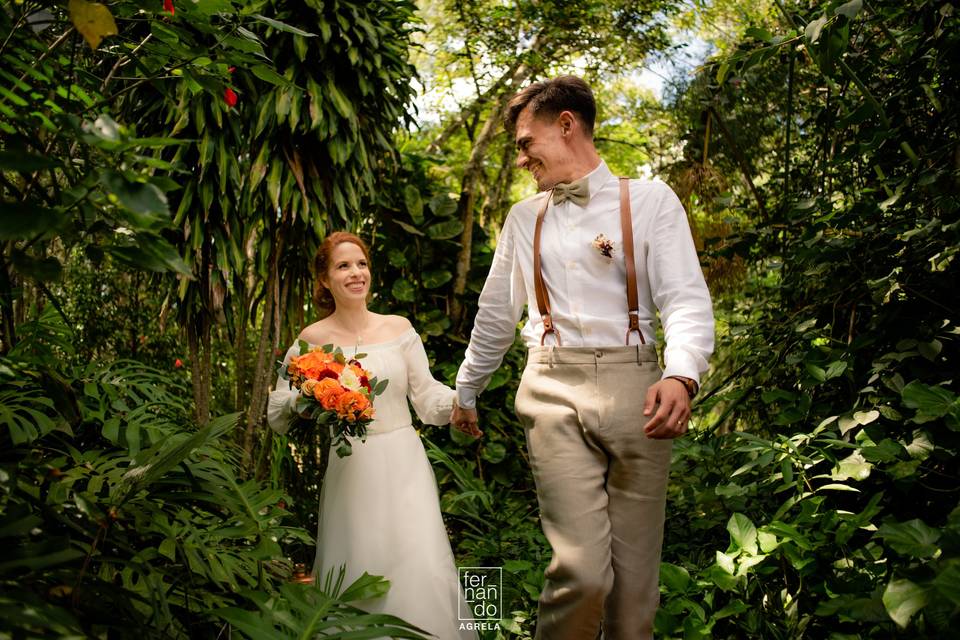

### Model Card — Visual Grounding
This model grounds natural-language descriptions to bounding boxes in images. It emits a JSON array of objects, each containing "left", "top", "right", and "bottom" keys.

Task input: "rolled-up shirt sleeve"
[
  {"left": 456, "top": 210, "right": 526, "bottom": 409},
  {"left": 645, "top": 184, "right": 715, "bottom": 384}
]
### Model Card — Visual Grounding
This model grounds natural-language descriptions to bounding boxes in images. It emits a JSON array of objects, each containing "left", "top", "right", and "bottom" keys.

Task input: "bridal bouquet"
[{"left": 279, "top": 341, "right": 388, "bottom": 457}]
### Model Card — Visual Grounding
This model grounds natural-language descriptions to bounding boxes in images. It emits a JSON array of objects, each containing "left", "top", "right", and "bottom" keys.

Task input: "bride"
[{"left": 267, "top": 231, "right": 480, "bottom": 640}]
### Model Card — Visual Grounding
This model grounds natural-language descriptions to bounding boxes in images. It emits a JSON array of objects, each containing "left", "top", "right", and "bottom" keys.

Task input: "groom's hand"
[
  {"left": 642, "top": 379, "right": 691, "bottom": 439},
  {"left": 451, "top": 405, "right": 482, "bottom": 438}
]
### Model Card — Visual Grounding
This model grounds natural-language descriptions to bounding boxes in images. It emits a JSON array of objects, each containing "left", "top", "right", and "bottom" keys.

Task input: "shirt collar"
[{"left": 581, "top": 160, "right": 614, "bottom": 206}]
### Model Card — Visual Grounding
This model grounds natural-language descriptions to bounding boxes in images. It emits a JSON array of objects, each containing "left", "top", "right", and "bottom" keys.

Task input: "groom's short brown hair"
[{"left": 504, "top": 75, "right": 596, "bottom": 136}]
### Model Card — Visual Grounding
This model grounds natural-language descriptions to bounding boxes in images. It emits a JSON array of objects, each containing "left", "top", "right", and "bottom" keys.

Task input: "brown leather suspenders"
[
  {"left": 533, "top": 191, "right": 559, "bottom": 345},
  {"left": 532, "top": 177, "right": 646, "bottom": 347},
  {"left": 618, "top": 177, "right": 645, "bottom": 345}
]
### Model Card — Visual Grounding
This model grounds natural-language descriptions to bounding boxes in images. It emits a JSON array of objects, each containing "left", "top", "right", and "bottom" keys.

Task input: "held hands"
[
  {"left": 642, "top": 378, "right": 692, "bottom": 439},
  {"left": 450, "top": 405, "right": 483, "bottom": 439}
]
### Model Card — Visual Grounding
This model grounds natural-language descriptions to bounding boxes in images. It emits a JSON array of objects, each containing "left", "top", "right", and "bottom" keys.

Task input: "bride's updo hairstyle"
[{"left": 313, "top": 231, "right": 372, "bottom": 316}]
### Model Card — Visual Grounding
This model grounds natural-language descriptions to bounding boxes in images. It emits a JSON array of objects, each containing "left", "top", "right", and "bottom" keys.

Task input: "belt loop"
[
  {"left": 636, "top": 344, "right": 642, "bottom": 366},
  {"left": 548, "top": 345, "right": 556, "bottom": 368}
]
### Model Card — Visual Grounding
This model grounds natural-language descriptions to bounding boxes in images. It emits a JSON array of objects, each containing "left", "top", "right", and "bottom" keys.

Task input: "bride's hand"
[{"left": 450, "top": 405, "right": 482, "bottom": 438}]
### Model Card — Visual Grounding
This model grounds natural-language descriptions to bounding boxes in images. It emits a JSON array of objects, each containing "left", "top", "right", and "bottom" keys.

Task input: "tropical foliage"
[{"left": 1, "top": 0, "right": 957, "bottom": 637}]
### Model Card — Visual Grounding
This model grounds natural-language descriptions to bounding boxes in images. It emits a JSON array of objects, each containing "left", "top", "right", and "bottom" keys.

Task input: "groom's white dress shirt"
[{"left": 456, "top": 160, "right": 714, "bottom": 409}]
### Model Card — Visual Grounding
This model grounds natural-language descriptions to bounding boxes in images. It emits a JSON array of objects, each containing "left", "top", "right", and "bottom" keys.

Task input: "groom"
[{"left": 452, "top": 76, "right": 714, "bottom": 639}]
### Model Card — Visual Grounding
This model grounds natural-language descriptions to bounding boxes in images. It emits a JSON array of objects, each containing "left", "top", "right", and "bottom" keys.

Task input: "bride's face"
[{"left": 324, "top": 242, "right": 371, "bottom": 306}]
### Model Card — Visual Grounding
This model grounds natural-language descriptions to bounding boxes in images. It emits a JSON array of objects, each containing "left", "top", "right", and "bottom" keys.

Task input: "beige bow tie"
[{"left": 552, "top": 177, "right": 589, "bottom": 207}]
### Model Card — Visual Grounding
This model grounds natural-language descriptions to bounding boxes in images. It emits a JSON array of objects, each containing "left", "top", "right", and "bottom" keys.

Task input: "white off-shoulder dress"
[{"left": 267, "top": 327, "right": 477, "bottom": 640}]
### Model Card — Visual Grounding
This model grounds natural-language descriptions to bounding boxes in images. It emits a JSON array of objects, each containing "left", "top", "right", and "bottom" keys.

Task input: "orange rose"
[
  {"left": 301, "top": 379, "right": 318, "bottom": 397},
  {"left": 335, "top": 390, "right": 372, "bottom": 422},
  {"left": 314, "top": 378, "right": 346, "bottom": 411},
  {"left": 290, "top": 350, "right": 345, "bottom": 384}
]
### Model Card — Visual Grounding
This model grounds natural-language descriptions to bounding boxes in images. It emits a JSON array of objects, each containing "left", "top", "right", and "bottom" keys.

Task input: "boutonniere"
[{"left": 592, "top": 234, "right": 615, "bottom": 259}]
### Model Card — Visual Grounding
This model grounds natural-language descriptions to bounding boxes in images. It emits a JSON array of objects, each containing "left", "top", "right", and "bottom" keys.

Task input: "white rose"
[{"left": 339, "top": 367, "right": 362, "bottom": 392}]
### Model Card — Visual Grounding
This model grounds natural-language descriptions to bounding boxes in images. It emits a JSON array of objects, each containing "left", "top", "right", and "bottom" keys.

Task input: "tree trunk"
[
  {"left": 784, "top": 47, "right": 795, "bottom": 202},
  {"left": 450, "top": 96, "right": 511, "bottom": 330},
  {"left": 242, "top": 240, "right": 283, "bottom": 473},
  {"left": 0, "top": 250, "right": 17, "bottom": 354},
  {"left": 235, "top": 300, "right": 248, "bottom": 412},
  {"left": 187, "top": 320, "right": 208, "bottom": 426},
  {"left": 448, "top": 60, "right": 539, "bottom": 330},
  {"left": 480, "top": 136, "right": 516, "bottom": 228}
]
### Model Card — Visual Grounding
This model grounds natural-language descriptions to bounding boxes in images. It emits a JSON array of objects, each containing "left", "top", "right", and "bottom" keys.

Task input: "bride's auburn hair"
[{"left": 312, "top": 231, "right": 373, "bottom": 316}]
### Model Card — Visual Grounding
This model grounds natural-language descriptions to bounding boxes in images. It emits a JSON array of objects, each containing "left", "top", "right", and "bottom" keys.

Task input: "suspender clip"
[{"left": 626, "top": 310, "right": 645, "bottom": 345}]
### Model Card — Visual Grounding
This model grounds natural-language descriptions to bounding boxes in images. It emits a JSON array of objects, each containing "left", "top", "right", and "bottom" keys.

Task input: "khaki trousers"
[{"left": 515, "top": 344, "right": 673, "bottom": 640}]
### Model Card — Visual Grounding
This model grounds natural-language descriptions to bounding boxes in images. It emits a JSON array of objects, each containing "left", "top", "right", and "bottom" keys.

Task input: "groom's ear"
[{"left": 557, "top": 110, "right": 578, "bottom": 139}]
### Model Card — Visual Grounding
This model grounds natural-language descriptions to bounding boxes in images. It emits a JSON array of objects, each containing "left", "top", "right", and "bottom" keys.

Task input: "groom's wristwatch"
[{"left": 667, "top": 376, "right": 698, "bottom": 399}]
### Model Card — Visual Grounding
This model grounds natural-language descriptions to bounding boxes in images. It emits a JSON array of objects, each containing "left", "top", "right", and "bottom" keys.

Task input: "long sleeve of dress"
[
  {"left": 402, "top": 332, "right": 456, "bottom": 426},
  {"left": 267, "top": 345, "right": 300, "bottom": 435}
]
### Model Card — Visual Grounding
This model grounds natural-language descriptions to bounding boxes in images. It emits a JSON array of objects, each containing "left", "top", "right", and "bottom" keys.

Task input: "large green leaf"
[
  {"left": 426, "top": 219, "right": 463, "bottom": 240},
  {"left": 876, "top": 519, "right": 941, "bottom": 557},
  {"left": 391, "top": 279, "right": 415, "bottom": 302},
  {"left": 252, "top": 14, "right": 318, "bottom": 37},
  {"left": 421, "top": 269, "right": 452, "bottom": 288},
  {"left": 339, "top": 572, "right": 391, "bottom": 602},
  {"left": 404, "top": 185, "right": 424, "bottom": 224},
  {"left": 902, "top": 381, "right": 959, "bottom": 427},
  {"left": 933, "top": 562, "right": 960, "bottom": 606},
  {"left": 250, "top": 64, "right": 289, "bottom": 86},
  {"left": 120, "top": 412, "right": 240, "bottom": 496},
  {"left": 882, "top": 579, "right": 928, "bottom": 627},
  {"left": 100, "top": 171, "right": 170, "bottom": 226},
  {"left": 727, "top": 513, "right": 758, "bottom": 555},
  {"left": 834, "top": 0, "right": 863, "bottom": 19},
  {"left": 428, "top": 194, "right": 457, "bottom": 217},
  {"left": 105, "top": 235, "right": 192, "bottom": 275},
  {"left": 0, "top": 387, "right": 58, "bottom": 445},
  {"left": 660, "top": 563, "right": 690, "bottom": 593},
  {"left": 832, "top": 450, "right": 872, "bottom": 481}
]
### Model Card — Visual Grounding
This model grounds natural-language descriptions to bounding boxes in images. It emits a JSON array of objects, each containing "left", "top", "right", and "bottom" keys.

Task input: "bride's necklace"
[{"left": 331, "top": 311, "right": 372, "bottom": 351}]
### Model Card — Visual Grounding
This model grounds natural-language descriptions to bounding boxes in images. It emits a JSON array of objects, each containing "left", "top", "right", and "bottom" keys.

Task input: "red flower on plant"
[
  {"left": 163, "top": 0, "right": 174, "bottom": 15},
  {"left": 224, "top": 87, "right": 238, "bottom": 107},
  {"left": 174, "top": 358, "right": 183, "bottom": 368}
]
